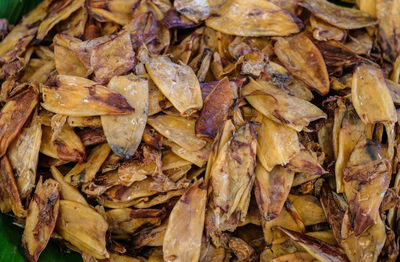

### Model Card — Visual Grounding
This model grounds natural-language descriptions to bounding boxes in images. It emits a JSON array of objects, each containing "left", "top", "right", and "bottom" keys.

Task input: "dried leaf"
[
  {"left": 206, "top": 0, "right": 303, "bottom": 37},
  {"left": 0, "top": 87, "right": 38, "bottom": 157},
  {"left": 299, "top": 0, "right": 377, "bottom": 29},
  {"left": 195, "top": 77, "right": 234, "bottom": 139},
  {"left": 102, "top": 74, "right": 148, "bottom": 158},
  {"left": 376, "top": 0, "right": 400, "bottom": 62},
  {"left": 206, "top": 122, "right": 257, "bottom": 242},
  {"left": 242, "top": 78, "right": 326, "bottom": 132},
  {"left": 40, "top": 75, "right": 135, "bottom": 116},
  {"left": 148, "top": 115, "right": 206, "bottom": 151},
  {"left": 174, "top": 0, "right": 210, "bottom": 23},
  {"left": 90, "top": 30, "right": 135, "bottom": 84},
  {"left": 310, "top": 15, "right": 346, "bottom": 41},
  {"left": 36, "top": 0, "right": 85, "bottom": 40},
  {"left": 106, "top": 208, "right": 165, "bottom": 235},
  {"left": 22, "top": 178, "right": 60, "bottom": 262},
  {"left": 163, "top": 180, "right": 207, "bottom": 262},
  {"left": 145, "top": 54, "right": 202, "bottom": 115},
  {"left": 40, "top": 125, "right": 85, "bottom": 162},
  {"left": 352, "top": 63, "right": 397, "bottom": 124},
  {"left": 50, "top": 166, "right": 88, "bottom": 206},
  {"left": 56, "top": 200, "right": 109, "bottom": 259},
  {"left": 8, "top": 110, "right": 42, "bottom": 198},
  {"left": 0, "top": 156, "right": 26, "bottom": 217},
  {"left": 278, "top": 227, "right": 349, "bottom": 262},
  {"left": 254, "top": 164, "right": 294, "bottom": 220},
  {"left": 274, "top": 34, "right": 329, "bottom": 95},
  {"left": 256, "top": 115, "right": 300, "bottom": 171}
]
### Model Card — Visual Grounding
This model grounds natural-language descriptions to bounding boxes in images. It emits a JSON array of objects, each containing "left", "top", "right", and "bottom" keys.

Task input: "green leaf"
[{"left": 0, "top": 0, "right": 43, "bottom": 24}]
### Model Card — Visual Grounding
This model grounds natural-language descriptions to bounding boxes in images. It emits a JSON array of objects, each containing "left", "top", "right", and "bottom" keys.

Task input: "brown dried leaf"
[
  {"left": 196, "top": 78, "right": 234, "bottom": 139},
  {"left": 352, "top": 63, "right": 397, "bottom": 124},
  {"left": 90, "top": 30, "right": 135, "bottom": 84},
  {"left": 50, "top": 166, "right": 88, "bottom": 206},
  {"left": 315, "top": 40, "right": 361, "bottom": 68},
  {"left": 274, "top": 34, "right": 329, "bottom": 95},
  {"left": 0, "top": 156, "right": 26, "bottom": 217},
  {"left": 101, "top": 75, "right": 148, "bottom": 159},
  {"left": 256, "top": 115, "right": 300, "bottom": 171},
  {"left": 40, "top": 125, "right": 85, "bottom": 162},
  {"left": 242, "top": 79, "right": 326, "bottom": 132},
  {"left": 163, "top": 180, "right": 207, "bottom": 262},
  {"left": 56, "top": 200, "right": 109, "bottom": 259},
  {"left": 376, "top": 0, "right": 400, "bottom": 62},
  {"left": 8, "top": 110, "right": 42, "bottom": 198},
  {"left": 0, "top": 87, "right": 38, "bottom": 157},
  {"left": 206, "top": 0, "right": 303, "bottom": 37},
  {"left": 228, "top": 236, "right": 258, "bottom": 262},
  {"left": 278, "top": 227, "right": 349, "bottom": 262},
  {"left": 22, "top": 178, "right": 60, "bottom": 262},
  {"left": 36, "top": 0, "right": 85, "bottom": 40},
  {"left": 254, "top": 164, "right": 294, "bottom": 220},
  {"left": 106, "top": 208, "right": 165, "bottom": 235},
  {"left": 40, "top": 75, "right": 135, "bottom": 116},
  {"left": 145, "top": 54, "right": 202, "bottom": 115},
  {"left": 299, "top": 0, "right": 377, "bottom": 29}
]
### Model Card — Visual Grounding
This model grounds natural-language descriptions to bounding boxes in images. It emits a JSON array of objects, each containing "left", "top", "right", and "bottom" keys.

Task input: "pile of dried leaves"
[{"left": 1, "top": 0, "right": 400, "bottom": 261}]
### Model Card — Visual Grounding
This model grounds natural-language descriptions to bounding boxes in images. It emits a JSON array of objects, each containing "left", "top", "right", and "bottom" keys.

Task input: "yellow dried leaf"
[
  {"left": 101, "top": 74, "right": 148, "bottom": 159},
  {"left": 36, "top": 0, "right": 84, "bottom": 40},
  {"left": 40, "top": 125, "right": 85, "bottom": 162},
  {"left": 22, "top": 178, "right": 60, "bottom": 262},
  {"left": 352, "top": 63, "right": 397, "bottom": 124},
  {"left": 56, "top": 200, "right": 109, "bottom": 259},
  {"left": 148, "top": 115, "right": 206, "bottom": 151},
  {"left": 256, "top": 115, "right": 300, "bottom": 171},
  {"left": 163, "top": 180, "right": 207, "bottom": 262},
  {"left": 299, "top": 0, "right": 377, "bottom": 29},
  {"left": 254, "top": 164, "right": 294, "bottom": 220},
  {"left": 145, "top": 55, "right": 202, "bottom": 115},
  {"left": 288, "top": 194, "right": 326, "bottom": 226},
  {"left": 40, "top": 75, "right": 134, "bottom": 116},
  {"left": 50, "top": 166, "right": 88, "bottom": 206},
  {"left": 242, "top": 79, "right": 326, "bottom": 132},
  {"left": 206, "top": 0, "right": 303, "bottom": 37},
  {"left": 274, "top": 34, "right": 329, "bottom": 95},
  {"left": 8, "top": 110, "right": 42, "bottom": 198},
  {"left": 0, "top": 87, "right": 38, "bottom": 157}
]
